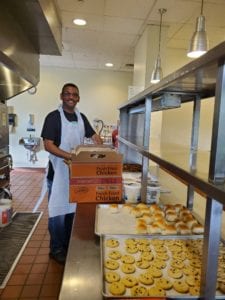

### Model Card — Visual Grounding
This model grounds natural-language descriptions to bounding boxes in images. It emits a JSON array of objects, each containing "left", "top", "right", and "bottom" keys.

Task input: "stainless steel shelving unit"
[{"left": 118, "top": 41, "right": 225, "bottom": 300}]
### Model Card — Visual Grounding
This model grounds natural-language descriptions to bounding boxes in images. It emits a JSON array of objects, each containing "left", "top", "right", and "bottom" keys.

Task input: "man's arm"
[{"left": 43, "top": 139, "right": 72, "bottom": 160}]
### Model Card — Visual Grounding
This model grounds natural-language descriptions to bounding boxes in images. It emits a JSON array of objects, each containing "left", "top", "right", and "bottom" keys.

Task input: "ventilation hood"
[{"left": 0, "top": 0, "right": 62, "bottom": 101}]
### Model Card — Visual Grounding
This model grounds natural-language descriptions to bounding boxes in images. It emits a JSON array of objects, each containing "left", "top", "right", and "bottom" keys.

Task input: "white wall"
[{"left": 8, "top": 66, "right": 132, "bottom": 168}]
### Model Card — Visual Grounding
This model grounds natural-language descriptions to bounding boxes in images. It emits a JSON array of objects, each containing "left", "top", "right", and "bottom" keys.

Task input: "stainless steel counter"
[{"left": 59, "top": 203, "right": 103, "bottom": 300}]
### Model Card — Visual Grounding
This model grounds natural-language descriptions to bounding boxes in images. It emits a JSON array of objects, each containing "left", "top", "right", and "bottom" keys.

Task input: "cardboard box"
[{"left": 69, "top": 145, "right": 123, "bottom": 203}]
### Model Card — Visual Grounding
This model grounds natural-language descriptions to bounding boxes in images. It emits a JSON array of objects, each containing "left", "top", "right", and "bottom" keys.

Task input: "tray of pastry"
[
  {"left": 95, "top": 203, "right": 204, "bottom": 237},
  {"left": 101, "top": 234, "right": 225, "bottom": 298}
]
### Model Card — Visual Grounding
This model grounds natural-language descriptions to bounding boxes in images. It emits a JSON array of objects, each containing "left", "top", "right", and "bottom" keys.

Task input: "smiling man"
[{"left": 41, "top": 83, "right": 102, "bottom": 264}]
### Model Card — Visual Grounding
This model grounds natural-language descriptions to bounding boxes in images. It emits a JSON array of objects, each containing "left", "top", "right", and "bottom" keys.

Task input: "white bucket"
[
  {"left": 146, "top": 183, "right": 160, "bottom": 204},
  {"left": 0, "top": 199, "right": 13, "bottom": 227},
  {"left": 124, "top": 183, "right": 141, "bottom": 203}
]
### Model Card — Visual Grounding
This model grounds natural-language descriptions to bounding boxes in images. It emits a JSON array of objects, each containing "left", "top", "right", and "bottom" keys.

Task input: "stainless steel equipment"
[{"left": 0, "top": 102, "right": 12, "bottom": 198}]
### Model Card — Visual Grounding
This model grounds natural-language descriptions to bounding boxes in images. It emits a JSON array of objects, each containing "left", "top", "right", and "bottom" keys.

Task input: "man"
[{"left": 41, "top": 83, "right": 102, "bottom": 264}]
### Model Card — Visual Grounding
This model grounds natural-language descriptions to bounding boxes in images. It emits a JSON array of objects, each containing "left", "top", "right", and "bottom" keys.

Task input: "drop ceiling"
[{"left": 40, "top": 0, "right": 225, "bottom": 72}]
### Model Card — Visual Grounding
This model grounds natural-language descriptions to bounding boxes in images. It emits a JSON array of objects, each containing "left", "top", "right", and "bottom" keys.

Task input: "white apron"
[{"left": 33, "top": 106, "right": 85, "bottom": 217}]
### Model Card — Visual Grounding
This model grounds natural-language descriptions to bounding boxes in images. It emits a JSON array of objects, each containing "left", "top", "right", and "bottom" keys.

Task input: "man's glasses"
[{"left": 62, "top": 92, "right": 79, "bottom": 98}]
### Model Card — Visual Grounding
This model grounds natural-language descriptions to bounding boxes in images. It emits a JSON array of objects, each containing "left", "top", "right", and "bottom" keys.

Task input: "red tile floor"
[{"left": 0, "top": 168, "right": 64, "bottom": 300}]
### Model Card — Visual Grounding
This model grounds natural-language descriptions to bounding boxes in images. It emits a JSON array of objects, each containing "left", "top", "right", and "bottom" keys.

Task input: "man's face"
[{"left": 60, "top": 86, "right": 80, "bottom": 111}]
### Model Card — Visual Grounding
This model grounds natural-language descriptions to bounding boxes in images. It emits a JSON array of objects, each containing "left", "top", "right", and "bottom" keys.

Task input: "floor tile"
[{"left": 0, "top": 168, "right": 64, "bottom": 299}]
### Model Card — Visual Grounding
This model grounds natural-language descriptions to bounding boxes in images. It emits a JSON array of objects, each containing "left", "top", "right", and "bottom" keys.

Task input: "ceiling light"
[
  {"left": 73, "top": 18, "right": 87, "bottom": 26},
  {"left": 105, "top": 63, "right": 114, "bottom": 67},
  {"left": 150, "top": 8, "right": 166, "bottom": 84},
  {"left": 187, "top": 0, "right": 208, "bottom": 58}
]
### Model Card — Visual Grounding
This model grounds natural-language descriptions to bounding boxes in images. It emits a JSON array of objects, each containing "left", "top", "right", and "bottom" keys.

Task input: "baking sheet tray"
[
  {"left": 101, "top": 234, "right": 225, "bottom": 299},
  {"left": 95, "top": 204, "right": 203, "bottom": 237}
]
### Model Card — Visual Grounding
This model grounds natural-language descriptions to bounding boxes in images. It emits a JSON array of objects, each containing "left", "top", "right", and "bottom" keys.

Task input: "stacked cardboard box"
[{"left": 69, "top": 145, "right": 123, "bottom": 203}]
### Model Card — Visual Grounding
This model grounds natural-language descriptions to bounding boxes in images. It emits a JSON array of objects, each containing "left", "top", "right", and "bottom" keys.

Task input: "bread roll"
[
  {"left": 140, "top": 207, "right": 150, "bottom": 215},
  {"left": 174, "top": 204, "right": 184, "bottom": 213},
  {"left": 176, "top": 224, "right": 191, "bottom": 235},
  {"left": 166, "top": 212, "right": 178, "bottom": 222},
  {"left": 154, "top": 212, "right": 165, "bottom": 221},
  {"left": 149, "top": 204, "right": 160, "bottom": 213},
  {"left": 192, "top": 224, "right": 204, "bottom": 234},
  {"left": 109, "top": 204, "right": 119, "bottom": 213},
  {"left": 154, "top": 220, "right": 166, "bottom": 230},
  {"left": 136, "top": 203, "right": 148, "bottom": 209},
  {"left": 142, "top": 213, "right": 154, "bottom": 224},
  {"left": 122, "top": 203, "right": 133, "bottom": 213},
  {"left": 147, "top": 224, "right": 161, "bottom": 234},
  {"left": 174, "top": 221, "right": 186, "bottom": 229},
  {"left": 186, "top": 218, "right": 198, "bottom": 229},
  {"left": 179, "top": 208, "right": 191, "bottom": 219},
  {"left": 162, "top": 224, "right": 177, "bottom": 235},
  {"left": 130, "top": 207, "right": 143, "bottom": 218},
  {"left": 136, "top": 223, "right": 148, "bottom": 234}
]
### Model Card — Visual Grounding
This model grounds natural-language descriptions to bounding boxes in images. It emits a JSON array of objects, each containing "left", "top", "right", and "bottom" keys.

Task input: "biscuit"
[
  {"left": 104, "top": 259, "right": 119, "bottom": 270},
  {"left": 121, "top": 275, "right": 138, "bottom": 287},
  {"left": 154, "top": 245, "right": 167, "bottom": 253},
  {"left": 152, "top": 259, "right": 167, "bottom": 269},
  {"left": 138, "top": 238, "right": 150, "bottom": 246},
  {"left": 141, "top": 251, "right": 154, "bottom": 261},
  {"left": 105, "top": 271, "right": 120, "bottom": 283},
  {"left": 139, "top": 272, "right": 154, "bottom": 285},
  {"left": 147, "top": 266, "right": 163, "bottom": 278},
  {"left": 137, "top": 243, "right": 151, "bottom": 252},
  {"left": 150, "top": 239, "right": 164, "bottom": 246},
  {"left": 157, "top": 253, "right": 169, "bottom": 261},
  {"left": 121, "top": 254, "right": 135, "bottom": 264},
  {"left": 190, "top": 258, "right": 201, "bottom": 268},
  {"left": 219, "top": 282, "right": 225, "bottom": 294},
  {"left": 109, "top": 281, "right": 126, "bottom": 295},
  {"left": 105, "top": 239, "right": 119, "bottom": 248},
  {"left": 185, "top": 275, "right": 200, "bottom": 287},
  {"left": 136, "top": 259, "right": 151, "bottom": 269},
  {"left": 167, "top": 267, "right": 183, "bottom": 279},
  {"left": 189, "top": 285, "right": 200, "bottom": 296},
  {"left": 173, "top": 279, "right": 189, "bottom": 293},
  {"left": 125, "top": 238, "right": 137, "bottom": 246},
  {"left": 108, "top": 250, "right": 121, "bottom": 260},
  {"left": 130, "top": 285, "right": 148, "bottom": 297},
  {"left": 148, "top": 286, "right": 166, "bottom": 296},
  {"left": 125, "top": 244, "right": 139, "bottom": 254},
  {"left": 155, "top": 277, "right": 173, "bottom": 290},
  {"left": 121, "top": 263, "right": 136, "bottom": 274},
  {"left": 170, "top": 260, "right": 184, "bottom": 269}
]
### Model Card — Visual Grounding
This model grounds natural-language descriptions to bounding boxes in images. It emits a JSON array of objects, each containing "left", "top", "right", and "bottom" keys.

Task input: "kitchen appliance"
[{"left": 0, "top": 102, "right": 12, "bottom": 199}]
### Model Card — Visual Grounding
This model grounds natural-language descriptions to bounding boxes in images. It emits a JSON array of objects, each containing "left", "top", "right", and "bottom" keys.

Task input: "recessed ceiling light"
[
  {"left": 105, "top": 63, "right": 114, "bottom": 67},
  {"left": 73, "top": 18, "right": 87, "bottom": 26}
]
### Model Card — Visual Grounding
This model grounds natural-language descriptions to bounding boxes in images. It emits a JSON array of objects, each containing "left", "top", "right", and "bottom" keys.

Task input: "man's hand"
[{"left": 91, "top": 133, "right": 103, "bottom": 145}]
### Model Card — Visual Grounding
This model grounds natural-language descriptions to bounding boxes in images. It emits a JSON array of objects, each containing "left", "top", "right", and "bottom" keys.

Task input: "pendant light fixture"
[
  {"left": 187, "top": 0, "right": 208, "bottom": 58},
  {"left": 151, "top": 8, "right": 166, "bottom": 84}
]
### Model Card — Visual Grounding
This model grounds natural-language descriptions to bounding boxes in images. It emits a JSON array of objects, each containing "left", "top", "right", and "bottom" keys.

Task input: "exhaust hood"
[{"left": 0, "top": 0, "right": 62, "bottom": 100}]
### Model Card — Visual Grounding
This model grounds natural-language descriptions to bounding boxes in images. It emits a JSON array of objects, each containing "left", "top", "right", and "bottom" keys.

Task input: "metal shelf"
[{"left": 118, "top": 41, "right": 225, "bottom": 300}]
